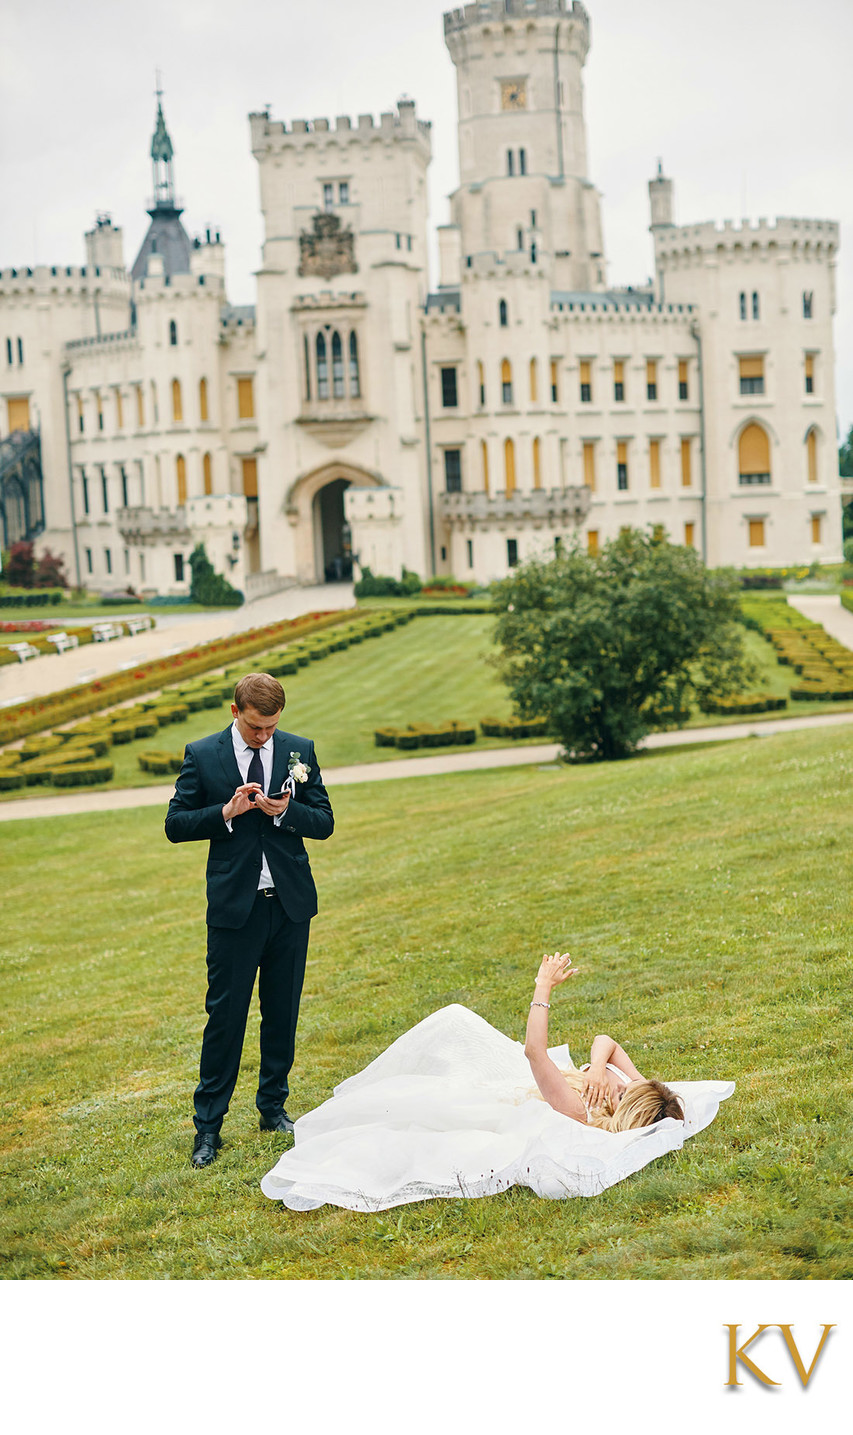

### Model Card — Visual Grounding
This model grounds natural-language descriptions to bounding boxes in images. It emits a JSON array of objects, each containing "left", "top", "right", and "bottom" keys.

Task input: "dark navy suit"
[{"left": 166, "top": 725, "right": 334, "bottom": 1134}]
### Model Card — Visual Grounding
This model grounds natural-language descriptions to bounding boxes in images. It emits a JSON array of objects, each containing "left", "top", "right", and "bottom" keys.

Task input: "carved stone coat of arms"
[{"left": 298, "top": 212, "right": 358, "bottom": 279}]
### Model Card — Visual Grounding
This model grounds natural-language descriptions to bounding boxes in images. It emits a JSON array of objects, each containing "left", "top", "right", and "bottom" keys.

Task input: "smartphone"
[{"left": 266, "top": 789, "right": 288, "bottom": 802}]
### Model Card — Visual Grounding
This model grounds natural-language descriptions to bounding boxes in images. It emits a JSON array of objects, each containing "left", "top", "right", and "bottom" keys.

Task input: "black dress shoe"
[
  {"left": 259, "top": 1112, "right": 295, "bottom": 1134},
  {"left": 191, "top": 1132, "right": 222, "bottom": 1168}
]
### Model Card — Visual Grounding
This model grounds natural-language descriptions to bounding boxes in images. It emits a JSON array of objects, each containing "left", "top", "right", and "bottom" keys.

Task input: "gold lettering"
[
  {"left": 777, "top": 1325, "right": 835, "bottom": 1387},
  {"left": 725, "top": 1325, "right": 779, "bottom": 1387}
]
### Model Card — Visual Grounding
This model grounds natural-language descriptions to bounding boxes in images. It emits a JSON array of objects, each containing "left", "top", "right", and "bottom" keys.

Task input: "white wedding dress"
[{"left": 260, "top": 1005, "right": 735, "bottom": 1212}]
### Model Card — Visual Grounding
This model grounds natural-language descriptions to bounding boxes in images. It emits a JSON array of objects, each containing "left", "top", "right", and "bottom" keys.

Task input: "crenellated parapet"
[
  {"left": 654, "top": 216, "right": 840, "bottom": 265},
  {"left": 250, "top": 100, "right": 431, "bottom": 160},
  {"left": 0, "top": 264, "right": 129, "bottom": 299},
  {"left": 444, "top": 0, "right": 589, "bottom": 34}
]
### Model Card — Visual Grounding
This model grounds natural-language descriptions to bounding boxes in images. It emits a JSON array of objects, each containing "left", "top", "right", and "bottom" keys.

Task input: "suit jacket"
[{"left": 165, "top": 726, "right": 334, "bottom": 929}]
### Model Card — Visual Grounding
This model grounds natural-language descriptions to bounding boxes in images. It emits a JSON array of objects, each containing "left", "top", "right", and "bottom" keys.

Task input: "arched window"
[
  {"left": 203, "top": 452, "right": 213, "bottom": 495},
  {"left": 499, "top": 299, "right": 508, "bottom": 328},
  {"left": 481, "top": 439, "right": 490, "bottom": 494},
  {"left": 477, "top": 360, "right": 485, "bottom": 407},
  {"left": 316, "top": 332, "right": 329, "bottom": 399},
  {"left": 532, "top": 436, "right": 542, "bottom": 489},
  {"left": 331, "top": 330, "right": 345, "bottom": 398},
  {"left": 806, "top": 428, "right": 818, "bottom": 484},
  {"left": 504, "top": 438, "right": 516, "bottom": 495},
  {"left": 171, "top": 379, "right": 183, "bottom": 423},
  {"left": 348, "top": 331, "right": 360, "bottom": 397},
  {"left": 529, "top": 358, "right": 538, "bottom": 403},
  {"left": 517, "top": 227, "right": 524, "bottom": 250},
  {"left": 169, "top": 319, "right": 178, "bottom": 346},
  {"left": 519, "top": 148, "right": 527, "bottom": 175},
  {"left": 752, "top": 291, "right": 760, "bottom": 320},
  {"left": 506, "top": 150, "right": 514, "bottom": 177},
  {"left": 738, "top": 423, "right": 771, "bottom": 485},
  {"left": 303, "top": 336, "right": 312, "bottom": 400},
  {"left": 176, "top": 454, "right": 187, "bottom": 505},
  {"left": 199, "top": 377, "right": 209, "bottom": 423},
  {"left": 739, "top": 292, "right": 747, "bottom": 321},
  {"left": 530, "top": 241, "right": 537, "bottom": 264},
  {"left": 501, "top": 359, "right": 513, "bottom": 405}
]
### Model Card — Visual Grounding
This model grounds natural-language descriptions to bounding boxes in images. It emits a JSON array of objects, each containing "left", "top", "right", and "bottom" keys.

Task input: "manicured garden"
[{"left": 2, "top": 723, "right": 850, "bottom": 1279}]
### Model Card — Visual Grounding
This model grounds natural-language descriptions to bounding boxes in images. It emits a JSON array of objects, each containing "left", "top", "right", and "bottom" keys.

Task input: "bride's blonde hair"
[{"left": 537, "top": 1071, "right": 684, "bottom": 1131}]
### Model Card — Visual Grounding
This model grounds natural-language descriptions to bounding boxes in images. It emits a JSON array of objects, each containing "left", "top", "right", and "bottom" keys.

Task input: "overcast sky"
[{"left": 2, "top": 0, "right": 851, "bottom": 433}]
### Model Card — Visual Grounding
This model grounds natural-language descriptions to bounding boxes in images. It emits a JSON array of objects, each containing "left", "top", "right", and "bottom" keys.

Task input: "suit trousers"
[{"left": 193, "top": 892, "right": 311, "bottom": 1134}]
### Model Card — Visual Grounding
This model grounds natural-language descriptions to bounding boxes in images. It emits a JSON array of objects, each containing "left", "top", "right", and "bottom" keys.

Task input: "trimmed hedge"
[
  {"left": 374, "top": 722, "right": 478, "bottom": 750},
  {"left": 700, "top": 695, "right": 788, "bottom": 716},
  {"left": 138, "top": 750, "right": 184, "bottom": 775},
  {"left": 51, "top": 761, "right": 115, "bottom": 787},
  {"left": 480, "top": 716, "right": 551, "bottom": 740}
]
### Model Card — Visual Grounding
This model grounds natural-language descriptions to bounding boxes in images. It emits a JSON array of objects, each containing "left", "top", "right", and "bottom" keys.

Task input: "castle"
[{"left": 0, "top": 0, "right": 841, "bottom": 597}]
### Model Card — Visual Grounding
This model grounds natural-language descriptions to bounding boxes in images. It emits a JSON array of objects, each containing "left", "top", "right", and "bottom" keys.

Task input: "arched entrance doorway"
[
  {"left": 314, "top": 478, "right": 352, "bottom": 582},
  {"left": 284, "top": 461, "right": 386, "bottom": 585}
]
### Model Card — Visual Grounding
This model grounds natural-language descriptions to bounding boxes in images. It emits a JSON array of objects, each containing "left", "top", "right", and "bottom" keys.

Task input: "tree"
[
  {"left": 839, "top": 424, "right": 853, "bottom": 479},
  {"left": 188, "top": 543, "right": 243, "bottom": 607},
  {"left": 4, "top": 541, "right": 36, "bottom": 588},
  {"left": 34, "top": 548, "right": 69, "bottom": 589},
  {"left": 492, "top": 529, "right": 755, "bottom": 761}
]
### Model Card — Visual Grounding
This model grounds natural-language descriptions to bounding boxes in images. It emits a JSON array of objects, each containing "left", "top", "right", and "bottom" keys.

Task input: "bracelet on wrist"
[{"left": 530, "top": 1000, "right": 551, "bottom": 1010}]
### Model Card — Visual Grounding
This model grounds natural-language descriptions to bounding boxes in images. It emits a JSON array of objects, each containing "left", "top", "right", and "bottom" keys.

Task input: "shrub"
[
  {"left": 188, "top": 543, "right": 243, "bottom": 607},
  {"left": 0, "top": 769, "right": 26, "bottom": 790},
  {"left": 153, "top": 703, "right": 190, "bottom": 725},
  {"left": 700, "top": 695, "right": 788, "bottom": 716},
  {"left": 374, "top": 728, "right": 399, "bottom": 747},
  {"left": 51, "top": 761, "right": 115, "bottom": 787},
  {"left": 138, "top": 751, "right": 184, "bottom": 775}
]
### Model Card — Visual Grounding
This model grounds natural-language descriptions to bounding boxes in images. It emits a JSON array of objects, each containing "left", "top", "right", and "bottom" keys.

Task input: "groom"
[{"left": 165, "top": 672, "right": 334, "bottom": 1168}]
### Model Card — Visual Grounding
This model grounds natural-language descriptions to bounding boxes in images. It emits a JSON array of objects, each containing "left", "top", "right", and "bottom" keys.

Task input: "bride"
[{"left": 260, "top": 953, "right": 734, "bottom": 1212}]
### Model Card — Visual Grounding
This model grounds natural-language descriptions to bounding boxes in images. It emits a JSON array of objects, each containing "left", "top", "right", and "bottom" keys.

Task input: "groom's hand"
[
  {"left": 254, "top": 791, "right": 290, "bottom": 818},
  {"left": 222, "top": 783, "right": 263, "bottom": 822}
]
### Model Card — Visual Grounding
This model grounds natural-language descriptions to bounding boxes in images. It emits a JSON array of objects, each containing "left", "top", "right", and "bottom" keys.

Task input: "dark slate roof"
[
  {"left": 220, "top": 303, "right": 256, "bottom": 326},
  {"left": 426, "top": 289, "right": 461, "bottom": 312},
  {"left": 131, "top": 205, "right": 192, "bottom": 283},
  {"left": 550, "top": 288, "right": 655, "bottom": 310}
]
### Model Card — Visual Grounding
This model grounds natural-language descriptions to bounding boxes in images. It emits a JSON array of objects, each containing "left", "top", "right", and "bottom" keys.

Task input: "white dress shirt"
[{"left": 228, "top": 721, "right": 284, "bottom": 890}]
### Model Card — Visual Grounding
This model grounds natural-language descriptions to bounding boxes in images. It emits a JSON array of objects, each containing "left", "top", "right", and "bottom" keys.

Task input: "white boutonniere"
[{"left": 287, "top": 751, "right": 311, "bottom": 784}]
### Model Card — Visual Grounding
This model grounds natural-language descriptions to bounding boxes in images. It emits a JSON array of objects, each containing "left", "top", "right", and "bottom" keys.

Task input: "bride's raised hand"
[{"left": 534, "top": 951, "right": 580, "bottom": 989}]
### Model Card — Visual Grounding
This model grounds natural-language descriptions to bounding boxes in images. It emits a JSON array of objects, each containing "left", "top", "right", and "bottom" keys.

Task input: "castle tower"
[
  {"left": 131, "top": 94, "right": 192, "bottom": 282},
  {"left": 444, "top": 0, "right": 604, "bottom": 291}
]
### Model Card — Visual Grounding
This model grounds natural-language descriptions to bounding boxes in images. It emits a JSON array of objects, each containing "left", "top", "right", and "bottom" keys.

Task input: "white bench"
[
  {"left": 7, "top": 642, "right": 39, "bottom": 662},
  {"left": 126, "top": 615, "right": 154, "bottom": 635},
  {"left": 47, "top": 631, "right": 79, "bottom": 653},
  {"left": 92, "top": 622, "right": 124, "bottom": 642}
]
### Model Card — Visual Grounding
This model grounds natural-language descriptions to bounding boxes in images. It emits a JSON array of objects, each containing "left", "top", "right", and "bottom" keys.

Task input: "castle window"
[
  {"left": 613, "top": 361, "right": 625, "bottom": 402},
  {"left": 805, "top": 354, "right": 815, "bottom": 395},
  {"left": 748, "top": 519, "right": 766, "bottom": 548},
  {"left": 203, "top": 452, "right": 213, "bottom": 495},
  {"left": 100, "top": 468, "right": 109, "bottom": 513},
  {"left": 441, "top": 366, "right": 458, "bottom": 408},
  {"left": 587, "top": 529, "right": 599, "bottom": 556},
  {"left": 323, "top": 183, "right": 334, "bottom": 210},
  {"left": 681, "top": 438, "right": 692, "bottom": 487},
  {"left": 738, "top": 423, "right": 771, "bottom": 484},
  {"left": 85, "top": 547, "right": 93, "bottom": 575},
  {"left": 506, "top": 150, "right": 514, "bottom": 176},
  {"left": 481, "top": 439, "right": 490, "bottom": 493},
  {"left": 77, "top": 395, "right": 84, "bottom": 433},
  {"left": 5, "top": 338, "right": 11, "bottom": 365},
  {"left": 174, "top": 553, "right": 185, "bottom": 583},
  {"left": 316, "top": 333, "right": 329, "bottom": 399},
  {"left": 395, "top": 234, "right": 402, "bottom": 250},
  {"left": 338, "top": 181, "right": 349, "bottom": 204},
  {"left": 304, "top": 336, "right": 312, "bottom": 400},
  {"left": 241, "top": 457, "right": 258, "bottom": 497},
  {"left": 199, "top": 377, "right": 209, "bottom": 422},
  {"left": 81, "top": 469, "right": 89, "bottom": 515},
  {"left": 169, "top": 320, "right": 178, "bottom": 346},
  {"left": 579, "top": 360, "right": 592, "bottom": 403},
  {"left": 530, "top": 210, "right": 537, "bottom": 228},
  {"left": 349, "top": 331, "right": 360, "bottom": 397},
  {"left": 678, "top": 360, "right": 689, "bottom": 400},
  {"left": 501, "top": 359, "right": 513, "bottom": 405},
  {"left": 96, "top": 393, "right": 104, "bottom": 431},
  {"left": 518, "top": 148, "right": 527, "bottom": 175},
  {"left": 811, "top": 513, "right": 823, "bottom": 544},
  {"left": 504, "top": 438, "right": 516, "bottom": 495},
  {"left": 617, "top": 442, "right": 629, "bottom": 491},
  {"left": 136, "top": 385, "right": 144, "bottom": 427},
  {"left": 467, "top": 538, "right": 474, "bottom": 569},
  {"left": 17, "top": 337, "right": 24, "bottom": 364},
  {"left": 803, "top": 291, "right": 814, "bottom": 319},
  {"left": 331, "top": 331, "right": 345, "bottom": 398},
  {"left": 583, "top": 441, "right": 596, "bottom": 492},
  {"left": 499, "top": 299, "right": 508, "bottom": 327},
  {"left": 806, "top": 428, "right": 818, "bottom": 484},
  {"left": 176, "top": 454, "right": 187, "bottom": 506},
  {"left": 477, "top": 360, "right": 486, "bottom": 407},
  {"left": 407, "top": 235, "right": 412, "bottom": 252},
  {"left": 120, "top": 466, "right": 129, "bottom": 507},
  {"left": 443, "top": 449, "right": 462, "bottom": 493},
  {"left": 530, "top": 241, "right": 537, "bottom": 264},
  {"left": 115, "top": 388, "right": 124, "bottom": 429},
  {"left": 739, "top": 292, "right": 747, "bottom": 321},
  {"left": 752, "top": 292, "right": 760, "bottom": 320},
  {"left": 529, "top": 358, "right": 538, "bottom": 403},
  {"left": 507, "top": 537, "right": 519, "bottom": 567},
  {"left": 171, "top": 379, "right": 183, "bottom": 423},
  {"left": 684, "top": 522, "right": 695, "bottom": 548},
  {"left": 646, "top": 360, "right": 658, "bottom": 400},
  {"left": 550, "top": 360, "right": 559, "bottom": 403},
  {"left": 649, "top": 439, "right": 661, "bottom": 490},
  {"left": 532, "top": 436, "right": 542, "bottom": 489},
  {"left": 237, "top": 376, "right": 255, "bottom": 419},
  {"left": 517, "top": 227, "right": 524, "bottom": 250},
  {"left": 738, "top": 355, "right": 765, "bottom": 395},
  {"left": 151, "top": 381, "right": 158, "bottom": 422}
]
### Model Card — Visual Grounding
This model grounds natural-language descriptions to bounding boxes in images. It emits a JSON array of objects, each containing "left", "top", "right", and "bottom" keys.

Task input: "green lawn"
[{"left": 2, "top": 723, "right": 851, "bottom": 1279}]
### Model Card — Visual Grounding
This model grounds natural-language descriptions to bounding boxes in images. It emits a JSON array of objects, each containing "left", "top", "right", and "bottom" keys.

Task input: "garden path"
[
  {"left": 786, "top": 593, "right": 853, "bottom": 647},
  {"left": 0, "top": 583, "right": 356, "bottom": 707},
  {"left": 3, "top": 708, "right": 853, "bottom": 823}
]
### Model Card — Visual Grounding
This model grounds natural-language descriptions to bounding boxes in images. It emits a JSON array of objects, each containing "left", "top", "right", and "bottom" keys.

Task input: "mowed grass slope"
[{"left": 1, "top": 724, "right": 851, "bottom": 1280}]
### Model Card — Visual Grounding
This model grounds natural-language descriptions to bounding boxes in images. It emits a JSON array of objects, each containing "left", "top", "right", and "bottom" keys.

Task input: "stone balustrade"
[{"left": 439, "top": 486, "right": 591, "bottom": 530}]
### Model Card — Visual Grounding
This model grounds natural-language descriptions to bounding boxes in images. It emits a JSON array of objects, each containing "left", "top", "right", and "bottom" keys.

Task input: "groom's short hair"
[{"left": 233, "top": 673, "right": 285, "bottom": 715}]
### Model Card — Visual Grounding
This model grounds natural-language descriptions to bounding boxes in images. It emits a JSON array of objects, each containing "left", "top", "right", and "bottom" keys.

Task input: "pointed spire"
[{"left": 150, "top": 75, "right": 176, "bottom": 209}]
